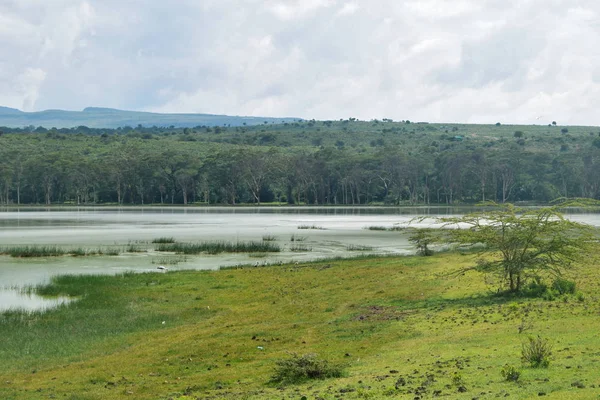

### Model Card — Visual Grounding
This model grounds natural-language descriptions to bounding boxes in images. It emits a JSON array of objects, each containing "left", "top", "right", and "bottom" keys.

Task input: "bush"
[
  {"left": 522, "top": 336, "right": 552, "bottom": 368},
  {"left": 552, "top": 278, "right": 576, "bottom": 295},
  {"left": 270, "top": 353, "right": 344, "bottom": 384},
  {"left": 524, "top": 277, "right": 548, "bottom": 297},
  {"left": 501, "top": 364, "right": 521, "bottom": 382}
]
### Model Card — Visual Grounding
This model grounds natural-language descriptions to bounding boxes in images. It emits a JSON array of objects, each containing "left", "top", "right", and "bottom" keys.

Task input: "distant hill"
[{"left": 0, "top": 106, "right": 300, "bottom": 128}]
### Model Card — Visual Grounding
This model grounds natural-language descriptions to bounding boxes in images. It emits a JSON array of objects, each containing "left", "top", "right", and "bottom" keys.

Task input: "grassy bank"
[{"left": 1, "top": 253, "right": 600, "bottom": 399}]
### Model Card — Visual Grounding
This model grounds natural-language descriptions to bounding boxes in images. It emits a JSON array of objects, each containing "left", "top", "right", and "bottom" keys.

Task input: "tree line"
[{"left": 0, "top": 129, "right": 599, "bottom": 206}]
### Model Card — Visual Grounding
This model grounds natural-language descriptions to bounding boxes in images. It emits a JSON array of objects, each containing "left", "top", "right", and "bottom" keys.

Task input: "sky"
[{"left": 1, "top": 0, "right": 600, "bottom": 124}]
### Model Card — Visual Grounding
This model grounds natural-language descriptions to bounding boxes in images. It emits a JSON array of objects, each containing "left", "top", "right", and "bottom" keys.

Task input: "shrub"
[
  {"left": 270, "top": 353, "right": 343, "bottom": 384},
  {"left": 522, "top": 336, "right": 552, "bottom": 368},
  {"left": 524, "top": 277, "right": 548, "bottom": 297},
  {"left": 500, "top": 364, "right": 520, "bottom": 382},
  {"left": 552, "top": 278, "right": 576, "bottom": 295}
]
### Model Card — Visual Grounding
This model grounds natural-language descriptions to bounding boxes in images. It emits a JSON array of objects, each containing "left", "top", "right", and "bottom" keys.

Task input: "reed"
[
  {"left": 156, "top": 241, "right": 280, "bottom": 255},
  {"left": 290, "top": 244, "right": 312, "bottom": 252},
  {"left": 2, "top": 246, "right": 67, "bottom": 258},
  {"left": 262, "top": 234, "right": 277, "bottom": 241},
  {"left": 290, "top": 234, "right": 307, "bottom": 242},
  {"left": 298, "top": 224, "right": 325, "bottom": 230},
  {"left": 151, "top": 237, "right": 176, "bottom": 244},
  {"left": 346, "top": 244, "right": 374, "bottom": 251}
]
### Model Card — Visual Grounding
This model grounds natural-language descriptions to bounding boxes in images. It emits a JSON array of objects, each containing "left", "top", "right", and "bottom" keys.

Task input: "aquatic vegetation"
[
  {"left": 151, "top": 237, "right": 176, "bottom": 244},
  {"left": 156, "top": 241, "right": 280, "bottom": 254}
]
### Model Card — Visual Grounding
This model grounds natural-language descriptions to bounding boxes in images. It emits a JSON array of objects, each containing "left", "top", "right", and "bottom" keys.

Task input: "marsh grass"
[
  {"left": 262, "top": 234, "right": 277, "bottom": 241},
  {"left": 151, "top": 237, "right": 176, "bottom": 244},
  {"left": 156, "top": 241, "right": 280, "bottom": 254},
  {"left": 125, "top": 244, "right": 145, "bottom": 253},
  {"left": 151, "top": 256, "right": 188, "bottom": 265},
  {"left": 290, "top": 244, "right": 312, "bottom": 252},
  {"left": 249, "top": 252, "right": 268, "bottom": 258},
  {"left": 346, "top": 244, "right": 374, "bottom": 251},
  {"left": 365, "top": 225, "right": 405, "bottom": 231},
  {"left": 1, "top": 246, "right": 122, "bottom": 258},
  {"left": 297, "top": 224, "right": 325, "bottom": 230},
  {"left": 290, "top": 234, "right": 306, "bottom": 242}
]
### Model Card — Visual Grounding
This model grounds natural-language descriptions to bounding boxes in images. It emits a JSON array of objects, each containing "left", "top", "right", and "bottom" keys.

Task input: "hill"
[{"left": 0, "top": 106, "right": 300, "bottom": 128}]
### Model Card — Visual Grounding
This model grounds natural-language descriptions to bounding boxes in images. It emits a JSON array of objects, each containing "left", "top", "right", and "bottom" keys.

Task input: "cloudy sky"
[{"left": 1, "top": 0, "right": 599, "bottom": 124}]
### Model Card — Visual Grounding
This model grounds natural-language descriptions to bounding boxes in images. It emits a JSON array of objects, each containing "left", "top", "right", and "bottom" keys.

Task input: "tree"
[
  {"left": 438, "top": 202, "right": 596, "bottom": 292},
  {"left": 408, "top": 228, "right": 439, "bottom": 256}
]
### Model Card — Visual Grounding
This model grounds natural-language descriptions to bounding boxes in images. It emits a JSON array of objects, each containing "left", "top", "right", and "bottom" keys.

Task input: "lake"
[{"left": 1, "top": 206, "right": 599, "bottom": 311}]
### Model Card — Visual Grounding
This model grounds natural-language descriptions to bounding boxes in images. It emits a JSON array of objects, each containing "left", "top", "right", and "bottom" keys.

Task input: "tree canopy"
[{"left": 438, "top": 203, "right": 597, "bottom": 292}]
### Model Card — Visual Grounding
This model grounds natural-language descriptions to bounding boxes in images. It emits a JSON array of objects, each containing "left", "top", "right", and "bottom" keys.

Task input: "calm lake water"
[{"left": 1, "top": 206, "right": 599, "bottom": 311}]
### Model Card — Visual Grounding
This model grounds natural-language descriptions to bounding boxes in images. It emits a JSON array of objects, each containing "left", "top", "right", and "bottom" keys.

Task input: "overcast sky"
[{"left": 1, "top": 0, "right": 599, "bottom": 124}]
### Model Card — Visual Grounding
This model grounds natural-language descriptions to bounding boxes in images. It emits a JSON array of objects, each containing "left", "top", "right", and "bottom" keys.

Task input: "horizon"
[{"left": 0, "top": 105, "right": 597, "bottom": 128}]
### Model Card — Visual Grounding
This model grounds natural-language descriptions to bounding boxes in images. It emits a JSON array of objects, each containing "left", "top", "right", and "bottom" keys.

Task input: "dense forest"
[{"left": 1, "top": 119, "right": 600, "bottom": 206}]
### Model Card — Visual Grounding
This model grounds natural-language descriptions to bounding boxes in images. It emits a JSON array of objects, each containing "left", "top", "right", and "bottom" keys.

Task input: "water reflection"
[{"left": 0, "top": 288, "right": 71, "bottom": 312}]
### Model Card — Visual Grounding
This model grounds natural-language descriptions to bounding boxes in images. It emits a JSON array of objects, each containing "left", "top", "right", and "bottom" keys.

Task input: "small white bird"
[{"left": 157, "top": 266, "right": 168, "bottom": 271}]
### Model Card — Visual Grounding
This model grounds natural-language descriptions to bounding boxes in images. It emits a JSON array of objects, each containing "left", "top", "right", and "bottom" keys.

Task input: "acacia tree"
[{"left": 439, "top": 203, "right": 596, "bottom": 292}]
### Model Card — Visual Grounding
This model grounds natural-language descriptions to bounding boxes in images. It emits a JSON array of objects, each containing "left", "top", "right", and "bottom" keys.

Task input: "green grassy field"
[{"left": 1, "top": 253, "right": 599, "bottom": 399}]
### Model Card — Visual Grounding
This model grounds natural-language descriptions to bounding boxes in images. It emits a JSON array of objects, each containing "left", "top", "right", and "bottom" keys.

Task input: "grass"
[
  {"left": 1, "top": 245, "right": 67, "bottom": 257},
  {"left": 0, "top": 245, "right": 122, "bottom": 257},
  {"left": 365, "top": 225, "right": 405, "bottom": 231},
  {"left": 290, "top": 234, "right": 306, "bottom": 242},
  {"left": 262, "top": 234, "right": 276, "bottom": 241},
  {"left": 289, "top": 244, "right": 312, "bottom": 252},
  {"left": 297, "top": 224, "right": 325, "bottom": 230},
  {"left": 151, "top": 256, "right": 188, "bottom": 265},
  {"left": 151, "top": 237, "right": 176, "bottom": 244},
  {"left": 2, "top": 252, "right": 600, "bottom": 399},
  {"left": 156, "top": 241, "right": 280, "bottom": 254},
  {"left": 125, "top": 244, "right": 145, "bottom": 253},
  {"left": 346, "top": 244, "right": 374, "bottom": 251}
]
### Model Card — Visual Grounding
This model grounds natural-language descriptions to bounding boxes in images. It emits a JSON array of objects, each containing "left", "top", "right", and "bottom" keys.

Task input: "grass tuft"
[
  {"left": 522, "top": 336, "right": 552, "bottom": 368},
  {"left": 290, "top": 244, "right": 312, "bottom": 252}
]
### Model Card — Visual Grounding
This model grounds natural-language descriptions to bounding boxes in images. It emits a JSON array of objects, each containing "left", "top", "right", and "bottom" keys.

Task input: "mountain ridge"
[{"left": 0, "top": 106, "right": 301, "bottom": 128}]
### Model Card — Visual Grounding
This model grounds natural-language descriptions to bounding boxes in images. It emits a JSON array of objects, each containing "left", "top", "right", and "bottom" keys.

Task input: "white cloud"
[
  {"left": 336, "top": 2, "right": 359, "bottom": 16},
  {"left": 2, "top": 0, "right": 600, "bottom": 124},
  {"left": 267, "top": 0, "right": 337, "bottom": 20}
]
